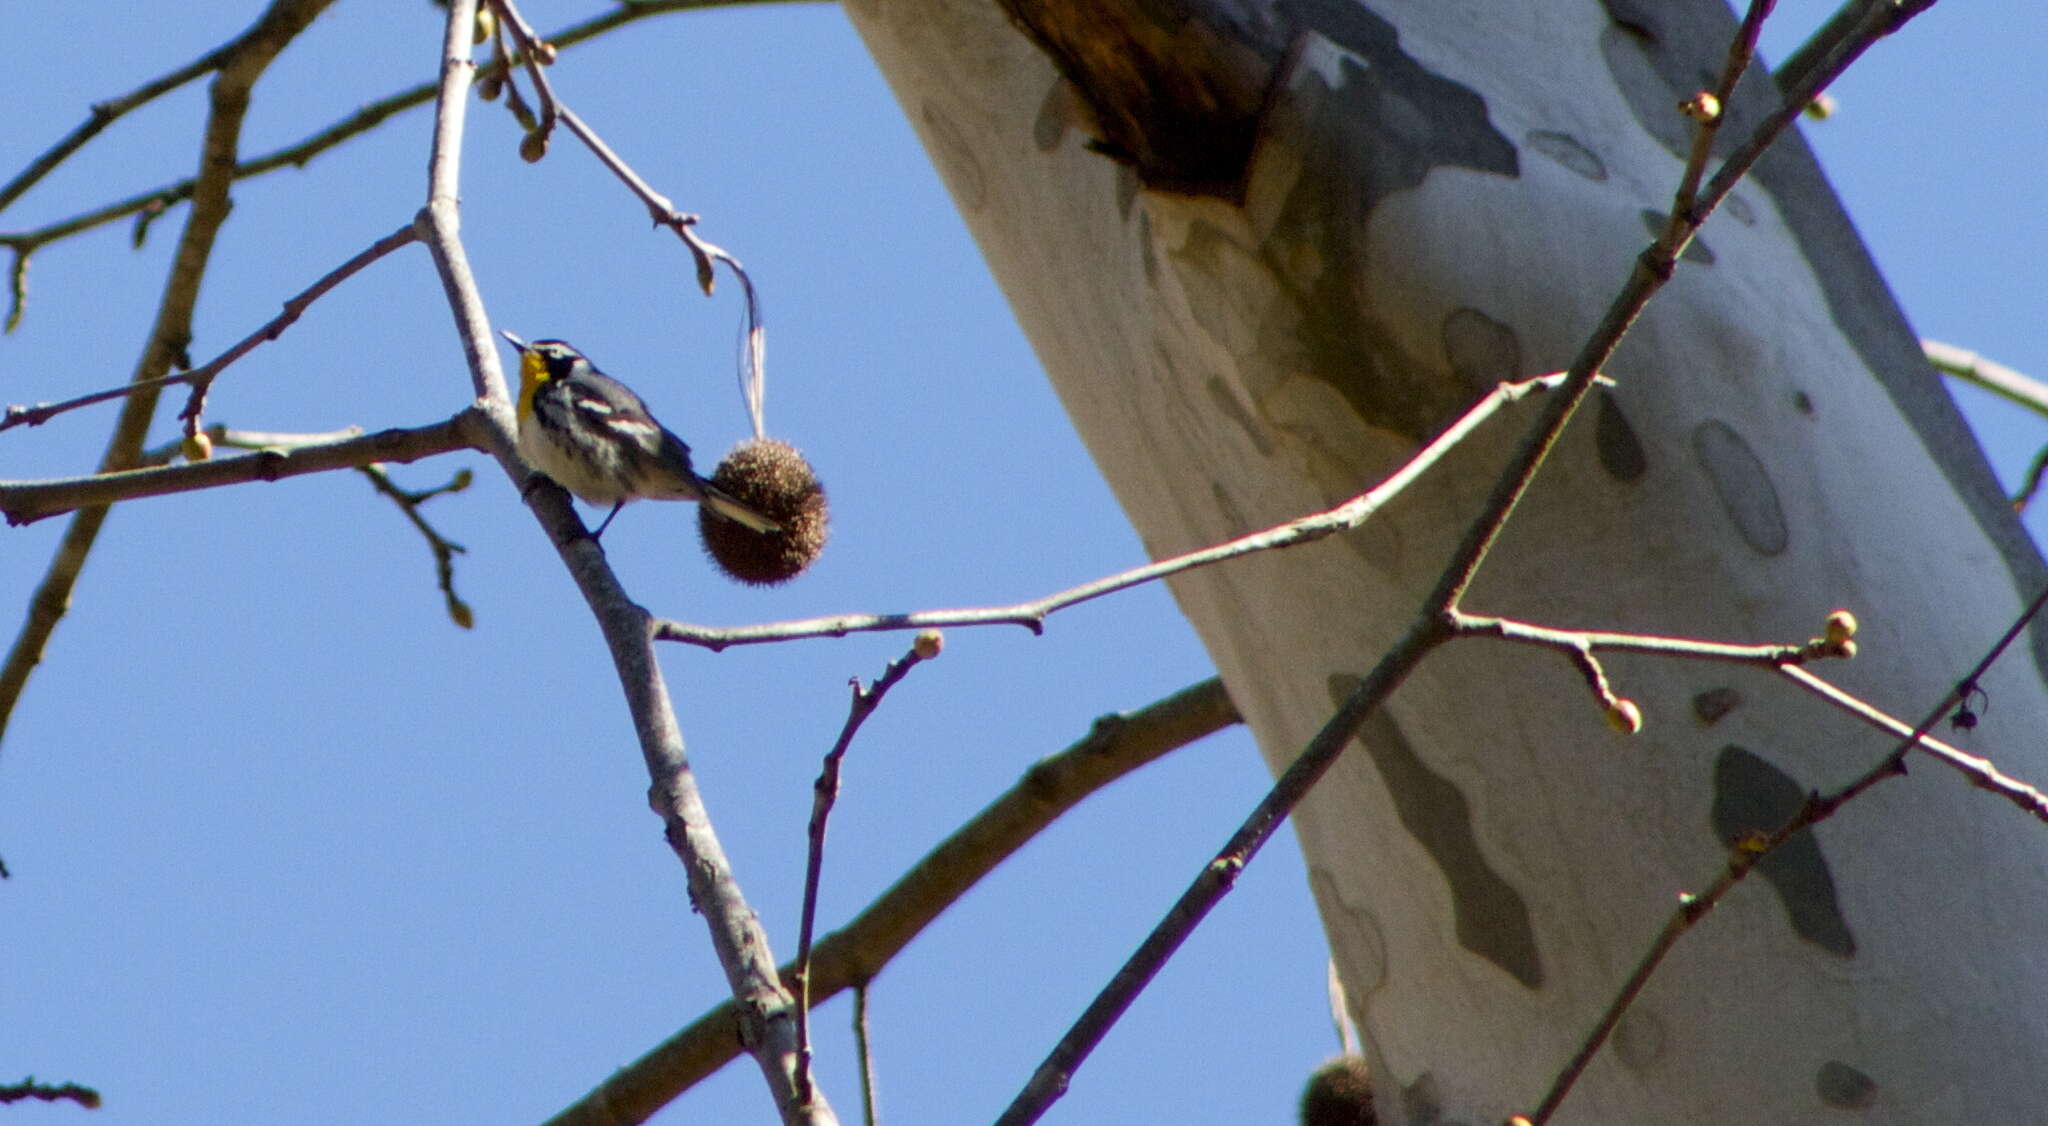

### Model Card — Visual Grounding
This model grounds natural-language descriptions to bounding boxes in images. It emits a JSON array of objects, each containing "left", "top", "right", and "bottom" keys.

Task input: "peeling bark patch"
[
  {"left": 1251, "top": 2, "right": 1516, "bottom": 438},
  {"left": 1310, "top": 866, "right": 1389, "bottom": 994},
  {"left": 1274, "top": 0, "right": 1520, "bottom": 216},
  {"left": 919, "top": 103, "right": 986, "bottom": 210},
  {"left": 1032, "top": 81, "right": 1070, "bottom": 151},
  {"left": 1401, "top": 1069, "right": 1442, "bottom": 1126},
  {"left": 1525, "top": 129, "right": 1607, "bottom": 181},
  {"left": 1137, "top": 210, "right": 1159, "bottom": 283},
  {"left": 1597, "top": 22, "right": 1691, "bottom": 160},
  {"left": 1612, "top": 1009, "right": 1666, "bottom": 1072},
  {"left": 1692, "top": 420, "right": 1788, "bottom": 556},
  {"left": 1441, "top": 307, "right": 1520, "bottom": 397},
  {"left": 1595, "top": 389, "right": 1648, "bottom": 483},
  {"left": 1692, "top": 686, "right": 1742, "bottom": 725},
  {"left": 1711, "top": 746, "right": 1856, "bottom": 956},
  {"left": 1206, "top": 375, "right": 1275, "bottom": 458},
  {"left": 1115, "top": 164, "right": 1140, "bottom": 218},
  {"left": 1601, "top": 0, "right": 1662, "bottom": 43},
  {"left": 1211, "top": 480, "right": 1250, "bottom": 536},
  {"left": 1816, "top": 1060, "right": 1878, "bottom": 1109},
  {"left": 1165, "top": 216, "right": 1451, "bottom": 438},
  {"left": 1299, "top": 285, "right": 1459, "bottom": 441},
  {"left": 994, "top": 0, "right": 1280, "bottom": 196},
  {"left": 1639, "top": 209, "right": 1714, "bottom": 264},
  {"left": 1330, "top": 676, "right": 1544, "bottom": 987}
]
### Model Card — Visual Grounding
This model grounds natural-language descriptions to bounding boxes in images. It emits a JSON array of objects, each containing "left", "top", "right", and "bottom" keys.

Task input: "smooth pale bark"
[{"left": 844, "top": 0, "right": 2048, "bottom": 1121}]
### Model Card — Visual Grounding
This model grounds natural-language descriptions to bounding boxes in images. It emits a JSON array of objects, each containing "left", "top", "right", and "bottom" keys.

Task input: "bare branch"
[
  {"left": 794, "top": 634, "right": 941, "bottom": 1103},
  {"left": 1922, "top": 339, "right": 2048, "bottom": 509},
  {"left": 1453, "top": 608, "right": 2048, "bottom": 823},
  {"left": 1925, "top": 339, "right": 2048, "bottom": 420},
  {"left": 1521, "top": 572, "right": 2043, "bottom": 1125},
  {"left": 0, "top": 1, "right": 778, "bottom": 258},
  {"left": 543, "top": 677, "right": 1239, "bottom": 1126},
  {"left": 357, "top": 463, "right": 477, "bottom": 629},
  {"left": 0, "top": 45, "right": 231, "bottom": 215},
  {"left": 484, "top": 2, "right": 774, "bottom": 426},
  {"left": 656, "top": 373, "right": 1603, "bottom": 649},
  {"left": 852, "top": 984, "right": 879, "bottom": 1126},
  {"left": 0, "top": 1078, "right": 101, "bottom": 1109},
  {"left": 1779, "top": 666, "right": 2048, "bottom": 822},
  {"left": 0, "top": 412, "right": 482, "bottom": 525},
  {"left": 1454, "top": 613, "right": 1817, "bottom": 667},
  {"left": 3, "top": 224, "right": 417, "bottom": 435},
  {"left": 1452, "top": 610, "right": 1858, "bottom": 736},
  {"left": 416, "top": 2, "right": 829, "bottom": 1120},
  {"left": 0, "top": 0, "right": 340, "bottom": 753}
]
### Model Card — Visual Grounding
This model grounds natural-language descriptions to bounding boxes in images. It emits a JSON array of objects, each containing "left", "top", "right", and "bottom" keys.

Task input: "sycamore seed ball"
[
  {"left": 699, "top": 437, "right": 828, "bottom": 586},
  {"left": 1299, "top": 1056, "right": 1374, "bottom": 1126}
]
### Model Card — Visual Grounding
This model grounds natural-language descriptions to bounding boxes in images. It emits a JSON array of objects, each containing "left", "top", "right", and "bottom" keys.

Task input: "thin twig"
[
  {"left": 542, "top": 677, "right": 1239, "bottom": 1126},
  {"left": 1522, "top": 575, "right": 2047, "bottom": 1125},
  {"left": 0, "top": 411, "right": 483, "bottom": 525},
  {"left": 1454, "top": 613, "right": 1825, "bottom": 667},
  {"left": 477, "top": 15, "right": 774, "bottom": 427},
  {"left": 1920, "top": 339, "right": 2048, "bottom": 508},
  {"left": 1924, "top": 339, "right": 2048, "bottom": 421},
  {"left": 490, "top": 0, "right": 562, "bottom": 137},
  {"left": 1772, "top": 0, "right": 1935, "bottom": 101},
  {"left": 1778, "top": 664, "right": 2048, "bottom": 821},
  {"left": 485, "top": 0, "right": 771, "bottom": 425},
  {"left": 794, "top": 634, "right": 940, "bottom": 1105},
  {"left": 2012, "top": 445, "right": 2048, "bottom": 514},
  {"left": 1456, "top": 609, "right": 2048, "bottom": 819},
  {"left": 1453, "top": 611, "right": 1854, "bottom": 726},
  {"left": 357, "top": 463, "right": 476, "bottom": 629},
  {"left": 0, "top": 46, "right": 232, "bottom": 215},
  {"left": 132, "top": 423, "right": 364, "bottom": 469},
  {"left": 656, "top": 374, "right": 1602, "bottom": 650},
  {"left": 1, "top": 224, "right": 417, "bottom": 435},
  {"left": 205, "top": 424, "right": 367, "bottom": 450},
  {"left": 852, "top": 984, "right": 879, "bottom": 1126}
]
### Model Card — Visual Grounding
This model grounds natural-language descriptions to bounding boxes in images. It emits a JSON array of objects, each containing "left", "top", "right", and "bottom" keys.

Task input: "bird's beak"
[{"left": 499, "top": 330, "right": 529, "bottom": 352}]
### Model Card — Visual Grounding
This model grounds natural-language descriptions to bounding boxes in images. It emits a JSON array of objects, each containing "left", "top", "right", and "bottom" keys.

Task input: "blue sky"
[{"left": 1, "top": 2, "right": 2042, "bottom": 1124}]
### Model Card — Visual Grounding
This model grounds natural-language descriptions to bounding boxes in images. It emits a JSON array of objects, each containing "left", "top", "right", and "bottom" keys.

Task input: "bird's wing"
[{"left": 552, "top": 372, "right": 667, "bottom": 446}]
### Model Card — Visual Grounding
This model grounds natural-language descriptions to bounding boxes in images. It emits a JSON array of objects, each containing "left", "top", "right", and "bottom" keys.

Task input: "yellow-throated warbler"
[{"left": 502, "top": 332, "right": 779, "bottom": 538}]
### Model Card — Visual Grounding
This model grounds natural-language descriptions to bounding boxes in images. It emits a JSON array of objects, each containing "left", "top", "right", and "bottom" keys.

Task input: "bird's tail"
[{"left": 701, "top": 485, "right": 781, "bottom": 534}]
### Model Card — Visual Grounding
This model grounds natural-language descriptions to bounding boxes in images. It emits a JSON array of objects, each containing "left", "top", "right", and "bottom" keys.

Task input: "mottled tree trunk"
[{"left": 844, "top": 0, "right": 2048, "bottom": 1120}]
